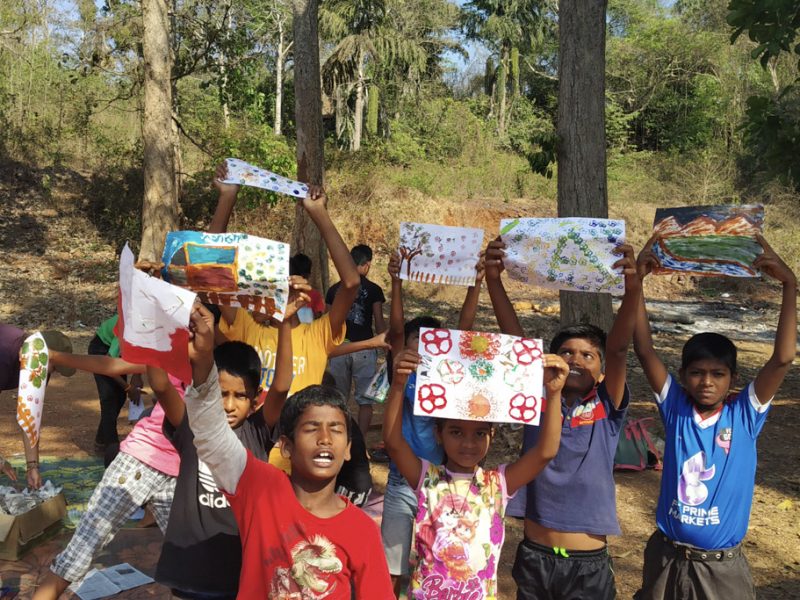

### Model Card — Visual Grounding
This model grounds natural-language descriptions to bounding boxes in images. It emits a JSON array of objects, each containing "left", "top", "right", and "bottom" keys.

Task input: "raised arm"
[
  {"left": 207, "top": 161, "right": 240, "bottom": 326},
  {"left": 185, "top": 304, "right": 247, "bottom": 494},
  {"left": 752, "top": 235, "right": 797, "bottom": 402},
  {"left": 504, "top": 354, "right": 568, "bottom": 495},
  {"left": 146, "top": 365, "right": 185, "bottom": 428},
  {"left": 632, "top": 236, "right": 669, "bottom": 394},
  {"left": 383, "top": 349, "right": 423, "bottom": 487},
  {"left": 485, "top": 238, "right": 524, "bottom": 336},
  {"left": 457, "top": 253, "right": 485, "bottom": 331},
  {"left": 604, "top": 244, "right": 641, "bottom": 408},
  {"left": 388, "top": 251, "right": 405, "bottom": 354},
  {"left": 373, "top": 300, "right": 387, "bottom": 335},
  {"left": 303, "top": 186, "right": 360, "bottom": 338}
]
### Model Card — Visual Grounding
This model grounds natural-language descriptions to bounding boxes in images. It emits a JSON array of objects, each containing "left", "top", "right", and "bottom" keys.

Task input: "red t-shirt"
[{"left": 226, "top": 451, "right": 393, "bottom": 598}]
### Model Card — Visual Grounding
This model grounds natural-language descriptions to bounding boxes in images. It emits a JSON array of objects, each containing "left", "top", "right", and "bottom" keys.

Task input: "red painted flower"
[
  {"left": 418, "top": 384, "right": 447, "bottom": 414},
  {"left": 458, "top": 331, "right": 501, "bottom": 361},
  {"left": 512, "top": 338, "right": 543, "bottom": 365},
  {"left": 509, "top": 393, "right": 539, "bottom": 423},
  {"left": 420, "top": 329, "right": 452, "bottom": 355}
]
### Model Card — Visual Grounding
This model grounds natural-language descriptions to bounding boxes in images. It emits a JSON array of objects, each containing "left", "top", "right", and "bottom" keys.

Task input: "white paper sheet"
[
  {"left": 221, "top": 158, "right": 309, "bottom": 199},
  {"left": 414, "top": 328, "right": 544, "bottom": 425},
  {"left": 397, "top": 223, "right": 484, "bottom": 286},
  {"left": 16, "top": 332, "right": 48, "bottom": 447}
]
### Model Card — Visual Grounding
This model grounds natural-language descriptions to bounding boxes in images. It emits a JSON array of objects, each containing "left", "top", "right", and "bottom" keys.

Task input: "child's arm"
[
  {"left": 20, "top": 431, "right": 41, "bottom": 489},
  {"left": 632, "top": 236, "right": 669, "bottom": 394},
  {"left": 373, "top": 300, "right": 387, "bottom": 335},
  {"left": 485, "top": 238, "right": 524, "bottom": 336},
  {"left": 49, "top": 351, "right": 146, "bottom": 377},
  {"left": 261, "top": 278, "right": 309, "bottom": 429},
  {"left": 184, "top": 303, "right": 247, "bottom": 494},
  {"left": 604, "top": 244, "right": 640, "bottom": 408},
  {"left": 146, "top": 365, "right": 184, "bottom": 428},
  {"left": 382, "top": 349, "right": 423, "bottom": 487},
  {"left": 457, "top": 252, "right": 485, "bottom": 331},
  {"left": 207, "top": 161, "right": 240, "bottom": 326},
  {"left": 0, "top": 454, "right": 16, "bottom": 482},
  {"left": 388, "top": 251, "right": 405, "bottom": 354},
  {"left": 328, "top": 332, "right": 390, "bottom": 357},
  {"left": 303, "top": 186, "right": 360, "bottom": 340},
  {"left": 504, "top": 354, "right": 569, "bottom": 495},
  {"left": 752, "top": 235, "right": 797, "bottom": 402}
]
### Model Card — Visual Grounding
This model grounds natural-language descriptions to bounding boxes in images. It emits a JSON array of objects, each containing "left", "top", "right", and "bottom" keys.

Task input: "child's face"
[
  {"left": 281, "top": 405, "right": 352, "bottom": 482},
  {"left": 436, "top": 419, "right": 493, "bottom": 472},
  {"left": 555, "top": 337, "right": 602, "bottom": 396},
  {"left": 219, "top": 370, "right": 256, "bottom": 429},
  {"left": 680, "top": 359, "right": 734, "bottom": 410},
  {"left": 406, "top": 331, "right": 420, "bottom": 351}
]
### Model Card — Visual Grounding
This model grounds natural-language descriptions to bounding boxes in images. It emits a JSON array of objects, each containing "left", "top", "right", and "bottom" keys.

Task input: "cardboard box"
[{"left": 0, "top": 493, "right": 66, "bottom": 561}]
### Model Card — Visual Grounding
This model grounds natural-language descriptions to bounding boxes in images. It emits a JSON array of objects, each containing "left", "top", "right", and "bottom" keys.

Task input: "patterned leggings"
[{"left": 51, "top": 452, "right": 176, "bottom": 583}]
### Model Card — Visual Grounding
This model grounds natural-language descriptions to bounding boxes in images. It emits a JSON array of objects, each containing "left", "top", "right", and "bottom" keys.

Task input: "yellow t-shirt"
[{"left": 219, "top": 309, "right": 345, "bottom": 395}]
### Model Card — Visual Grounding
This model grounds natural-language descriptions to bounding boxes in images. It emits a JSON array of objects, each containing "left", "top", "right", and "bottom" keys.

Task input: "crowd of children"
[{"left": 0, "top": 163, "right": 795, "bottom": 600}]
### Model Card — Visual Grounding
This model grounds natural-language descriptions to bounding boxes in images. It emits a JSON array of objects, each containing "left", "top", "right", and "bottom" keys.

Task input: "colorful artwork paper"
[
  {"left": 651, "top": 204, "right": 764, "bottom": 277},
  {"left": 161, "top": 231, "right": 290, "bottom": 320},
  {"left": 398, "top": 223, "right": 484, "bottom": 286},
  {"left": 16, "top": 332, "right": 48, "bottom": 447},
  {"left": 414, "top": 328, "right": 544, "bottom": 425},
  {"left": 115, "top": 244, "right": 196, "bottom": 383},
  {"left": 221, "top": 158, "right": 309, "bottom": 199},
  {"left": 500, "top": 217, "right": 626, "bottom": 294}
]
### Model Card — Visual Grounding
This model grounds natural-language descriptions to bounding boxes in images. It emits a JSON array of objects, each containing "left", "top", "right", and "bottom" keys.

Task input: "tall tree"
[
  {"left": 291, "top": 0, "right": 329, "bottom": 291},
  {"left": 557, "top": 0, "right": 612, "bottom": 330},
  {"left": 140, "top": 0, "right": 178, "bottom": 262}
]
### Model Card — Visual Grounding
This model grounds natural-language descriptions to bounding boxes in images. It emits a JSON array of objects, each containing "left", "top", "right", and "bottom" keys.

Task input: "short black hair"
[
  {"left": 549, "top": 324, "right": 607, "bottom": 360},
  {"left": 280, "top": 385, "right": 352, "bottom": 441},
  {"left": 214, "top": 341, "right": 261, "bottom": 394},
  {"left": 290, "top": 253, "right": 312, "bottom": 277},
  {"left": 350, "top": 244, "right": 373, "bottom": 266},
  {"left": 405, "top": 316, "right": 442, "bottom": 345},
  {"left": 681, "top": 332, "right": 737, "bottom": 373}
]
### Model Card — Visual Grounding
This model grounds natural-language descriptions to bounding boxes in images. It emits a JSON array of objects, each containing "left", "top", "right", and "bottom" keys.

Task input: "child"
[
  {"left": 383, "top": 345, "right": 568, "bottom": 597},
  {"left": 209, "top": 166, "right": 359, "bottom": 395},
  {"left": 326, "top": 243, "right": 387, "bottom": 444},
  {"left": 290, "top": 252, "right": 326, "bottom": 320},
  {"left": 632, "top": 234, "right": 796, "bottom": 600},
  {"left": 183, "top": 304, "right": 394, "bottom": 598},
  {"left": 151, "top": 292, "right": 299, "bottom": 598},
  {"left": 485, "top": 239, "right": 640, "bottom": 600},
  {"left": 381, "top": 249, "right": 484, "bottom": 596}
]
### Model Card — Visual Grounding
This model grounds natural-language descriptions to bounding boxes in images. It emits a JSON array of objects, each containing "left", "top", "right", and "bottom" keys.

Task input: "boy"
[
  {"left": 326, "top": 244, "right": 387, "bottom": 442},
  {"left": 381, "top": 250, "right": 484, "bottom": 597},
  {"left": 632, "top": 234, "right": 796, "bottom": 600},
  {"left": 485, "top": 239, "right": 640, "bottom": 599},
  {"left": 290, "top": 252, "right": 326, "bottom": 320},
  {"left": 151, "top": 291, "right": 299, "bottom": 598},
  {"left": 209, "top": 164, "right": 359, "bottom": 395},
  {"left": 183, "top": 304, "right": 394, "bottom": 598}
]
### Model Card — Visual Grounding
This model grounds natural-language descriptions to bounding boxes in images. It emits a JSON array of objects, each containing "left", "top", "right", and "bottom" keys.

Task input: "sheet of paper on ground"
[
  {"left": 500, "top": 217, "right": 625, "bottom": 294},
  {"left": 72, "top": 563, "right": 154, "bottom": 600},
  {"left": 398, "top": 222, "right": 484, "bottom": 286},
  {"left": 116, "top": 244, "right": 196, "bottom": 383},
  {"left": 162, "top": 231, "right": 290, "bottom": 320},
  {"left": 221, "top": 158, "right": 308, "bottom": 199},
  {"left": 16, "top": 332, "right": 48, "bottom": 447},
  {"left": 651, "top": 204, "right": 764, "bottom": 277},
  {"left": 414, "top": 328, "right": 544, "bottom": 425}
]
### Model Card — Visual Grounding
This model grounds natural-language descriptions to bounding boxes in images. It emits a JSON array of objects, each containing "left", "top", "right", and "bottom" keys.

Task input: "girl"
[{"left": 384, "top": 344, "right": 568, "bottom": 598}]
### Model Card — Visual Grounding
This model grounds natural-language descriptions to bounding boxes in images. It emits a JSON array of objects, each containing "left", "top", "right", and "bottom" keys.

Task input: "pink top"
[{"left": 119, "top": 376, "right": 183, "bottom": 477}]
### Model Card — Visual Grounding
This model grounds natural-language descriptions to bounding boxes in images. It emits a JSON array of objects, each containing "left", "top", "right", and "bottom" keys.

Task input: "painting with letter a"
[{"left": 651, "top": 204, "right": 764, "bottom": 277}]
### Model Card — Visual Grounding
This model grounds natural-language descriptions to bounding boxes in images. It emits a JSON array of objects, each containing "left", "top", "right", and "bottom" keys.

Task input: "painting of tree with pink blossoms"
[{"left": 398, "top": 222, "right": 484, "bottom": 286}]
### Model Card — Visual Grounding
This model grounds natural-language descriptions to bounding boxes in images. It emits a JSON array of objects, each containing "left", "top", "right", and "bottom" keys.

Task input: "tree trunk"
[
  {"left": 497, "top": 43, "right": 508, "bottom": 136},
  {"left": 352, "top": 47, "right": 365, "bottom": 151},
  {"left": 140, "top": 0, "right": 178, "bottom": 262},
  {"left": 274, "top": 19, "right": 284, "bottom": 136},
  {"left": 219, "top": 1, "right": 232, "bottom": 130},
  {"left": 291, "top": 0, "right": 329, "bottom": 293},
  {"left": 367, "top": 84, "right": 379, "bottom": 137},
  {"left": 557, "top": 0, "right": 612, "bottom": 331}
]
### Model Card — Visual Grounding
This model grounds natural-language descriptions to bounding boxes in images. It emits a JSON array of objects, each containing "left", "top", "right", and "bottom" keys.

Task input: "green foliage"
[
  {"left": 740, "top": 90, "right": 800, "bottom": 187},
  {"left": 728, "top": 0, "right": 800, "bottom": 68},
  {"left": 367, "top": 85, "right": 379, "bottom": 136}
]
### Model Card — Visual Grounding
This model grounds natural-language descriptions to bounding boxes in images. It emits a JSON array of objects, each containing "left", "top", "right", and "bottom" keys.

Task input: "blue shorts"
[
  {"left": 328, "top": 348, "right": 378, "bottom": 406},
  {"left": 380, "top": 471, "right": 418, "bottom": 576}
]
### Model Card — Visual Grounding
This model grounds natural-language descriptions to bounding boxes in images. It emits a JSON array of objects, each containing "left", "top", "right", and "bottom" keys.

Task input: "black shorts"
[
  {"left": 512, "top": 538, "right": 616, "bottom": 600},
  {"left": 634, "top": 531, "right": 755, "bottom": 600}
]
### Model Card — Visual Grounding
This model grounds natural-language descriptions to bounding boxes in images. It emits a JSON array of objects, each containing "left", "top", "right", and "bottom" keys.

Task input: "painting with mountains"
[{"left": 651, "top": 204, "right": 764, "bottom": 277}]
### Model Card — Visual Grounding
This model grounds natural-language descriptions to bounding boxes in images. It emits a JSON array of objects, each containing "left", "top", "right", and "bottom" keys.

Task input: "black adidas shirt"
[{"left": 155, "top": 409, "right": 272, "bottom": 596}]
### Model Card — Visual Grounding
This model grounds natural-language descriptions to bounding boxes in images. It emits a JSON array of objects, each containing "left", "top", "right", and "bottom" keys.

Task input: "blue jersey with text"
[{"left": 655, "top": 376, "right": 770, "bottom": 549}]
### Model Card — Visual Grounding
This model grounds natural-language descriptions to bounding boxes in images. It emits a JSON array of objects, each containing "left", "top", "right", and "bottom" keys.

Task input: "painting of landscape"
[{"left": 651, "top": 204, "right": 764, "bottom": 277}]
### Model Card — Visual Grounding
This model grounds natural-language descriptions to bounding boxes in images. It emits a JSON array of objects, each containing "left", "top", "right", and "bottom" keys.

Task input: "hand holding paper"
[{"left": 220, "top": 158, "right": 308, "bottom": 199}]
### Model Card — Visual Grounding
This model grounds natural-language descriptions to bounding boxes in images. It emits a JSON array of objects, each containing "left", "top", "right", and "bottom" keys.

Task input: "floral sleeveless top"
[{"left": 410, "top": 461, "right": 511, "bottom": 599}]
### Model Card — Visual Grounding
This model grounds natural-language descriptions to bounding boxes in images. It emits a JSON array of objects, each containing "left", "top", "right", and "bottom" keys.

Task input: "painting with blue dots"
[
  {"left": 499, "top": 217, "right": 626, "bottom": 295},
  {"left": 221, "top": 158, "right": 309, "bottom": 199}
]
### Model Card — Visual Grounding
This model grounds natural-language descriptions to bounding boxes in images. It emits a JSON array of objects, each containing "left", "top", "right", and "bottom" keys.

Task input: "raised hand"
[
  {"left": 475, "top": 251, "right": 486, "bottom": 284},
  {"left": 636, "top": 234, "right": 661, "bottom": 279},
  {"left": 485, "top": 238, "right": 506, "bottom": 280},
  {"left": 301, "top": 184, "right": 328, "bottom": 215},
  {"left": 753, "top": 234, "right": 797, "bottom": 286},
  {"left": 188, "top": 302, "right": 215, "bottom": 365},
  {"left": 393, "top": 348, "right": 421, "bottom": 383},
  {"left": 388, "top": 250, "right": 402, "bottom": 281},
  {"left": 213, "top": 160, "right": 239, "bottom": 197},
  {"left": 612, "top": 243, "right": 641, "bottom": 293},
  {"left": 368, "top": 331, "right": 392, "bottom": 351},
  {"left": 285, "top": 275, "right": 312, "bottom": 319},
  {"left": 542, "top": 353, "right": 570, "bottom": 396},
  {"left": 134, "top": 260, "right": 165, "bottom": 278}
]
